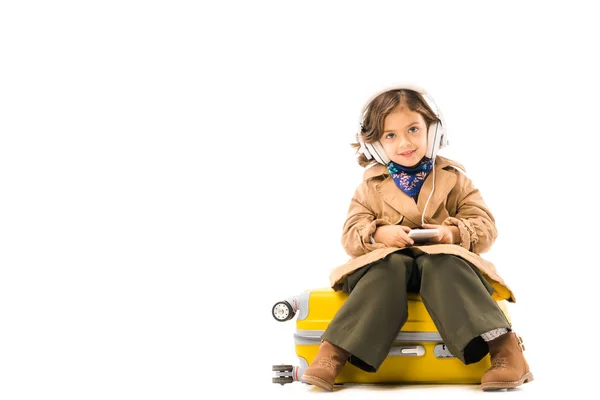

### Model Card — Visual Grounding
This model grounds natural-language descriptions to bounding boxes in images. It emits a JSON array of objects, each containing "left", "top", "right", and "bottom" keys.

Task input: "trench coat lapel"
[
  {"left": 417, "top": 167, "right": 457, "bottom": 223},
  {"left": 377, "top": 178, "right": 423, "bottom": 227},
  {"left": 375, "top": 163, "right": 457, "bottom": 227}
]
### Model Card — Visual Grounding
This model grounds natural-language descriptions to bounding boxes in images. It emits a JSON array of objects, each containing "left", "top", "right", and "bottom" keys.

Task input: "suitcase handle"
[{"left": 388, "top": 345, "right": 425, "bottom": 357}]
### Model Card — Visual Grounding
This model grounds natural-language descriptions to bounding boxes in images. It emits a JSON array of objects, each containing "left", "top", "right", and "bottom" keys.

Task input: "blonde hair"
[{"left": 352, "top": 89, "right": 439, "bottom": 167}]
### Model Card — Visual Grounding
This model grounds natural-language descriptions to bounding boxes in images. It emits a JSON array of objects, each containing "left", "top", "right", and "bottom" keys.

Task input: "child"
[{"left": 301, "top": 86, "right": 533, "bottom": 392}]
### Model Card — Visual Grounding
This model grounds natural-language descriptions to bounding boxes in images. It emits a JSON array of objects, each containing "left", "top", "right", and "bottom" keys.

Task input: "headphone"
[{"left": 356, "top": 85, "right": 449, "bottom": 165}]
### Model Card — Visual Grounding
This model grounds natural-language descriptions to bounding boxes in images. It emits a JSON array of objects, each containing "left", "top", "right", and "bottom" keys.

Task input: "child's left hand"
[{"left": 422, "top": 224, "right": 460, "bottom": 245}]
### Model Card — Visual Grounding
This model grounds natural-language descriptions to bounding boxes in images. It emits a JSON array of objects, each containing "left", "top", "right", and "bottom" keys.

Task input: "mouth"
[{"left": 398, "top": 150, "right": 416, "bottom": 157}]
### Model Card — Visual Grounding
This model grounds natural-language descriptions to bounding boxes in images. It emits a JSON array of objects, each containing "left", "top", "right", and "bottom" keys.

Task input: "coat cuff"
[
  {"left": 442, "top": 217, "right": 479, "bottom": 251},
  {"left": 358, "top": 219, "right": 390, "bottom": 252}
]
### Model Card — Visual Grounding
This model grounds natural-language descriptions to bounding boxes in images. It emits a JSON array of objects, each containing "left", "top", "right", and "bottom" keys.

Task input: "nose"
[{"left": 396, "top": 134, "right": 412, "bottom": 150}]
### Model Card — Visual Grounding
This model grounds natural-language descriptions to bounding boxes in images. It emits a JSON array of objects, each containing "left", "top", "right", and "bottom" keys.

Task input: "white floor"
[
  {"left": 266, "top": 381, "right": 542, "bottom": 400},
  {"left": 262, "top": 364, "right": 566, "bottom": 399}
]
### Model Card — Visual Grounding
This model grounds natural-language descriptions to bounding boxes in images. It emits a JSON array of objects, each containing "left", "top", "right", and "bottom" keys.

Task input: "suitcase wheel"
[
  {"left": 272, "top": 301, "right": 295, "bottom": 322},
  {"left": 272, "top": 364, "right": 294, "bottom": 372},
  {"left": 272, "top": 376, "right": 294, "bottom": 385}
]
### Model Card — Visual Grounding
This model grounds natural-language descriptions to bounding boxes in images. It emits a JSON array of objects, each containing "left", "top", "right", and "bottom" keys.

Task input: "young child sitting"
[{"left": 301, "top": 85, "right": 533, "bottom": 392}]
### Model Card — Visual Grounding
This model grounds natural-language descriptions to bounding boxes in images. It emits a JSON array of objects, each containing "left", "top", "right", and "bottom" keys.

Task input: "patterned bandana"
[{"left": 387, "top": 158, "right": 434, "bottom": 199}]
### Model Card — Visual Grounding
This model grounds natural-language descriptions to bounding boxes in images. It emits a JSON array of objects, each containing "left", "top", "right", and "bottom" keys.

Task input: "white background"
[{"left": 1, "top": 1, "right": 599, "bottom": 399}]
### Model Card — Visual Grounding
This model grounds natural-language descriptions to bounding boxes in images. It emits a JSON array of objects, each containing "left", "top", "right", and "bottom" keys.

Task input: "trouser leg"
[
  {"left": 322, "top": 252, "right": 415, "bottom": 372},
  {"left": 416, "top": 254, "right": 511, "bottom": 364}
]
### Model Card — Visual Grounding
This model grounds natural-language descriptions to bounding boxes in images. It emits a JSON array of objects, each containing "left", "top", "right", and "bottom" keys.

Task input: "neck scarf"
[{"left": 386, "top": 158, "right": 434, "bottom": 199}]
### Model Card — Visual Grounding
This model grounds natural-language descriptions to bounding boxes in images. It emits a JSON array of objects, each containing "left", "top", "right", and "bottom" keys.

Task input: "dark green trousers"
[{"left": 322, "top": 252, "right": 511, "bottom": 372}]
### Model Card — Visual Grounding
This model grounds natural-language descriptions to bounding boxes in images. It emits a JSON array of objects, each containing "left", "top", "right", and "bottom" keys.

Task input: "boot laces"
[
  {"left": 517, "top": 334, "right": 526, "bottom": 351},
  {"left": 490, "top": 356, "right": 508, "bottom": 370},
  {"left": 317, "top": 355, "right": 337, "bottom": 371}
]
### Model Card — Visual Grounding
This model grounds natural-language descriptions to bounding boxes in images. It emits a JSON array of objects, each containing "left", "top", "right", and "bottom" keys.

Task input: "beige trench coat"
[{"left": 329, "top": 155, "right": 516, "bottom": 302}]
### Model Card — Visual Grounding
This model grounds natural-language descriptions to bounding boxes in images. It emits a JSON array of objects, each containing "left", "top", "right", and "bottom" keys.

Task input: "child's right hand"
[{"left": 372, "top": 225, "right": 414, "bottom": 248}]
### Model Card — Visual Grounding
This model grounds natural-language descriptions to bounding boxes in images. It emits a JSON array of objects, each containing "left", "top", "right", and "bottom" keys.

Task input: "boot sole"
[
  {"left": 481, "top": 371, "right": 534, "bottom": 391},
  {"left": 301, "top": 374, "right": 334, "bottom": 391}
]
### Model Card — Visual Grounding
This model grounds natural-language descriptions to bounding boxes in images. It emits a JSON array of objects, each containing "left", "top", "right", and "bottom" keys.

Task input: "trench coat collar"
[{"left": 364, "top": 156, "right": 462, "bottom": 227}]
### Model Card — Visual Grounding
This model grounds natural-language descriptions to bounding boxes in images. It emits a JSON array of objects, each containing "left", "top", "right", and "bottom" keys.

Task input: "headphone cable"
[{"left": 421, "top": 156, "right": 436, "bottom": 226}]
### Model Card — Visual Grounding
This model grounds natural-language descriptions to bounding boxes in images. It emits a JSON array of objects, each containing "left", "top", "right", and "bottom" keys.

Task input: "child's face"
[{"left": 380, "top": 106, "right": 428, "bottom": 168}]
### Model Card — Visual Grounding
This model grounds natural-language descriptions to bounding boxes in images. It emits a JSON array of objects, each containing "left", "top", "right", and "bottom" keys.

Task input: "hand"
[
  {"left": 372, "top": 225, "right": 414, "bottom": 248},
  {"left": 422, "top": 223, "right": 459, "bottom": 245}
]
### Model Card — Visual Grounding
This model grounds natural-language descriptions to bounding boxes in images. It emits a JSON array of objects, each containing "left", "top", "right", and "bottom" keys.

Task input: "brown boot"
[
  {"left": 301, "top": 340, "right": 349, "bottom": 391},
  {"left": 481, "top": 332, "right": 534, "bottom": 390}
]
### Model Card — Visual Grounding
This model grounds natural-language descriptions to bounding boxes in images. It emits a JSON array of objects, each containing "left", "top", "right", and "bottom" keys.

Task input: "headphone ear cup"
[
  {"left": 367, "top": 141, "right": 390, "bottom": 165},
  {"left": 440, "top": 125, "right": 449, "bottom": 148},
  {"left": 357, "top": 134, "right": 373, "bottom": 160},
  {"left": 358, "top": 133, "right": 390, "bottom": 165},
  {"left": 365, "top": 143, "right": 382, "bottom": 164},
  {"left": 426, "top": 122, "right": 444, "bottom": 159}
]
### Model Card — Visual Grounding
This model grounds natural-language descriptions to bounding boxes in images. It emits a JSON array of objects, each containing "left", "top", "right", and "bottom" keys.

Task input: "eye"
[
  {"left": 408, "top": 126, "right": 419, "bottom": 134},
  {"left": 385, "top": 133, "right": 396, "bottom": 139}
]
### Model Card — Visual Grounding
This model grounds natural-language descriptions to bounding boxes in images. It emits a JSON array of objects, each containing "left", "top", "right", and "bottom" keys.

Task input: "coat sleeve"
[
  {"left": 341, "top": 182, "right": 389, "bottom": 258},
  {"left": 442, "top": 172, "right": 498, "bottom": 254}
]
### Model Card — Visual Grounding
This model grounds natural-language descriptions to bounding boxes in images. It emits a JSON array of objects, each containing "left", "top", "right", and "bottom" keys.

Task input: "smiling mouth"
[{"left": 399, "top": 150, "right": 416, "bottom": 156}]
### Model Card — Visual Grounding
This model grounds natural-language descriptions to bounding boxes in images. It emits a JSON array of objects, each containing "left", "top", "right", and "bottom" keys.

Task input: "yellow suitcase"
[{"left": 272, "top": 287, "right": 510, "bottom": 386}]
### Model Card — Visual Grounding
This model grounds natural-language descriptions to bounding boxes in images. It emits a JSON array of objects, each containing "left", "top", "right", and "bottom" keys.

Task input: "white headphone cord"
[{"left": 421, "top": 156, "right": 436, "bottom": 226}]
